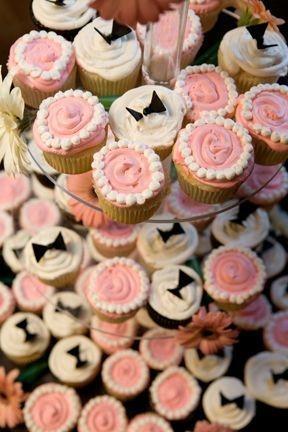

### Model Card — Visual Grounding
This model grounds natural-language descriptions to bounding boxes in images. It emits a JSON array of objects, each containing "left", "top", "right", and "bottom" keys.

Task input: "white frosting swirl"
[
  {"left": 184, "top": 347, "right": 233, "bottom": 382},
  {"left": 271, "top": 276, "right": 288, "bottom": 310},
  {"left": 3, "top": 230, "right": 31, "bottom": 273},
  {"left": 259, "top": 236, "right": 287, "bottom": 278},
  {"left": 218, "top": 27, "right": 288, "bottom": 78},
  {"left": 73, "top": 18, "right": 141, "bottom": 80}
]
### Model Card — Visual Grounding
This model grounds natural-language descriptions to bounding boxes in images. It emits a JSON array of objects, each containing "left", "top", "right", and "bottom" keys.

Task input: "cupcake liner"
[
  {"left": 93, "top": 308, "right": 136, "bottom": 324},
  {"left": 38, "top": 269, "right": 79, "bottom": 289},
  {"left": 215, "top": 293, "right": 260, "bottom": 312},
  {"left": 146, "top": 303, "right": 191, "bottom": 330},
  {"left": 91, "top": 238, "right": 135, "bottom": 258},
  {"left": 78, "top": 62, "right": 141, "bottom": 97},
  {"left": 252, "top": 137, "right": 288, "bottom": 165}
]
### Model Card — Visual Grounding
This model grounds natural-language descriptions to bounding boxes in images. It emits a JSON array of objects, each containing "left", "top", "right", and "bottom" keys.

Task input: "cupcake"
[
  {"left": 24, "top": 226, "right": 83, "bottom": 288},
  {"left": 218, "top": 25, "right": 288, "bottom": 93},
  {"left": 136, "top": 307, "right": 159, "bottom": 330},
  {"left": 137, "top": 217, "right": 199, "bottom": 274},
  {"left": 203, "top": 245, "right": 266, "bottom": 310},
  {"left": 24, "top": 383, "right": 81, "bottom": 432},
  {"left": 75, "top": 265, "right": 97, "bottom": 298},
  {"left": 128, "top": 413, "right": 173, "bottom": 432},
  {"left": 235, "top": 83, "right": 288, "bottom": 165},
  {"left": 12, "top": 271, "right": 55, "bottom": 314},
  {"left": 173, "top": 117, "right": 254, "bottom": 204},
  {"left": 102, "top": 349, "right": 149, "bottom": 401},
  {"left": 184, "top": 347, "right": 233, "bottom": 382},
  {"left": 78, "top": 396, "right": 127, "bottom": 432},
  {"left": 8, "top": 30, "right": 76, "bottom": 108},
  {"left": 2, "top": 230, "right": 31, "bottom": 273},
  {"left": 211, "top": 203, "right": 270, "bottom": 249},
  {"left": 203, "top": 377, "right": 256, "bottom": 430},
  {"left": 195, "top": 226, "right": 213, "bottom": 257},
  {"left": 231, "top": 295, "right": 271, "bottom": 331},
  {"left": 30, "top": 0, "right": 96, "bottom": 41},
  {"left": 0, "top": 210, "right": 14, "bottom": 248},
  {"left": 33, "top": 89, "right": 108, "bottom": 174},
  {"left": 0, "top": 282, "right": 15, "bottom": 325},
  {"left": 140, "top": 328, "right": 183, "bottom": 370},
  {"left": 80, "top": 238, "right": 93, "bottom": 272},
  {"left": 74, "top": 17, "right": 142, "bottom": 96},
  {"left": 43, "top": 291, "right": 91, "bottom": 338},
  {"left": 263, "top": 311, "right": 288, "bottom": 356},
  {"left": 270, "top": 197, "right": 288, "bottom": 239},
  {"left": 19, "top": 198, "right": 62, "bottom": 234},
  {"left": 0, "top": 171, "right": 31, "bottom": 212},
  {"left": 238, "top": 164, "right": 288, "bottom": 208},
  {"left": 245, "top": 351, "right": 288, "bottom": 408},
  {"left": 175, "top": 64, "right": 238, "bottom": 123},
  {"left": 92, "top": 140, "right": 166, "bottom": 224},
  {"left": 86, "top": 257, "right": 150, "bottom": 323},
  {"left": 49, "top": 335, "right": 102, "bottom": 387},
  {"left": 150, "top": 366, "right": 201, "bottom": 421},
  {"left": 270, "top": 276, "right": 288, "bottom": 310},
  {"left": 109, "top": 85, "right": 186, "bottom": 161},
  {"left": 147, "top": 265, "right": 203, "bottom": 329},
  {"left": 189, "top": 0, "right": 223, "bottom": 33},
  {"left": 90, "top": 314, "right": 137, "bottom": 354},
  {"left": 257, "top": 234, "right": 287, "bottom": 279},
  {"left": 0, "top": 312, "right": 50, "bottom": 364}
]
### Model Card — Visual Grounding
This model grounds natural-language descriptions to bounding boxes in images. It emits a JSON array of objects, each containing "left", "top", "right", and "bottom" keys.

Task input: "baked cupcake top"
[
  {"left": 0, "top": 210, "right": 14, "bottom": 247},
  {"left": 0, "top": 282, "right": 15, "bottom": 324},
  {"left": 91, "top": 219, "right": 140, "bottom": 248},
  {"left": 8, "top": 30, "right": 75, "bottom": 92},
  {"left": 204, "top": 246, "right": 266, "bottom": 304},
  {"left": 245, "top": 351, "right": 288, "bottom": 408},
  {"left": 109, "top": 86, "right": 186, "bottom": 153},
  {"left": 137, "top": 218, "right": 199, "bottom": 269},
  {"left": 33, "top": 89, "right": 108, "bottom": 155},
  {"left": 24, "top": 227, "right": 83, "bottom": 283},
  {"left": 92, "top": 140, "right": 165, "bottom": 208},
  {"left": 175, "top": 64, "right": 238, "bottom": 122},
  {"left": 12, "top": 271, "right": 55, "bottom": 312},
  {"left": 3, "top": 230, "right": 31, "bottom": 273},
  {"left": 87, "top": 257, "right": 150, "bottom": 316},
  {"left": 31, "top": 0, "right": 96, "bottom": 31},
  {"left": 271, "top": 276, "right": 288, "bottom": 310},
  {"left": 231, "top": 295, "right": 271, "bottom": 330},
  {"left": 189, "top": 0, "right": 221, "bottom": 13},
  {"left": 0, "top": 312, "right": 50, "bottom": 360},
  {"left": 78, "top": 396, "right": 127, "bottom": 432},
  {"left": 128, "top": 413, "right": 173, "bottom": 432},
  {"left": 49, "top": 335, "right": 102, "bottom": 384},
  {"left": 203, "top": 377, "right": 256, "bottom": 430},
  {"left": 0, "top": 171, "right": 31, "bottom": 211},
  {"left": 264, "top": 311, "right": 288, "bottom": 356},
  {"left": 74, "top": 17, "right": 141, "bottom": 80},
  {"left": 140, "top": 328, "right": 183, "bottom": 370},
  {"left": 24, "top": 383, "right": 81, "bottom": 432},
  {"left": 149, "top": 265, "right": 203, "bottom": 321},
  {"left": 219, "top": 27, "right": 288, "bottom": 78},
  {"left": 19, "top": 198, "right": 61, "bottom": 234},
  {"left": 150, "top": 366, "right": 201, "bottom": 420},
  {"left": 173, "top": 117, "right": 254, "bottom": 188}
]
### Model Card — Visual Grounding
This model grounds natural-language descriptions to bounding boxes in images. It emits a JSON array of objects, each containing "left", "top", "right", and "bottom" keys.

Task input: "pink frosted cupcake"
[
  {"left": 264, "top": 311, "right": 288, "bottom": 356},
  {"left": 24, "top": 383, "right": 81, "bottom": 432},
  {"left": 75, "top": 265, "right": 97, "bottom": 298},
  {"left": 90, "top": 314, "right": 138, "bottom": 354},
  {"left": 87, "top": 257, "right": 150, "bottom": 322},
  {"left": 8, "top": 30, "right": 76, "bottom": 108},
  {"left": 78, "top": 396, "right": 127, "bottom": 432},
  {"left": 235, "top": 83, "right": 288, "bottom": 165},
  {"left": 173, "top": 117, "right": 254, "bottom": 204},
  {"left": 0, "top": 282, "right": 15, "bottom": 325},
  {"left": 33, "top": 89, "right": 108, "bottom": 174},
  {"left": 0, "top": 210, "right": 14, "bottom": 248},
  {"left": 231, "top": 295, "right": 271, "bottom": 330},
  {"left": 150, "top": 366, "right": 201, "bottom": 421},
  {"left": 203, "top": 245, "right": 266, "bottom": 310},
  {"left": 140, "top": 328, "right": 183, "bottom": 371},
  {"left": 12, "top": 271, "right": 55, "bottom": 314},
  {"left": 128, "top": 413, "right": 173, "bottom": 432},
  {"left": 0, "top": 171, "right": 31, "bottom": 212},
  {"left": 175, "top": 64, "right": 238, "bottom": 123},
  {"left": 238, "top": 164, "right": 288, "bottom": 208},
  {"left": 19, "top": 198, "right": 61, "bottom": 234},
  {"left": 189, "top": 0, "right": 223, "bottom": 33},
  {"left": 102, "top": 349, "right": 150, "bottom": 400}
]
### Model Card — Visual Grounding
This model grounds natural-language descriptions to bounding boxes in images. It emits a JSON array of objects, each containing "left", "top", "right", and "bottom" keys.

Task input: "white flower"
[{"left": 0, "top": 66, "right": 30, "bottom": 176}]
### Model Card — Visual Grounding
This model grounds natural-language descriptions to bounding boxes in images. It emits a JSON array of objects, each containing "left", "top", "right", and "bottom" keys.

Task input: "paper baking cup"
[
  {"left": 252, "top": 138, "right": 288, "bottom": 166},
  {"left": 38, "top": 269, "right": 80, "bottom": 289}
]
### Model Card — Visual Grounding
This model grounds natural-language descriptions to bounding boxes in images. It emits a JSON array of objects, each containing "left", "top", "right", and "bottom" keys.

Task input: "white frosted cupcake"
[
  {"left": 184, "top": 347, "right": 233, "bottom": 382},
  {"left": 19, "top": 198, "right": 61, "bottom": 235},
  {"left": 270, "top": 199, "right": 288, "bottom": 239},
  {"left": 74, "top": 17, "right": 142, "bottom": 96},
  {"left": 257, "top": 235, "right": 287, "bottom": 279},
  {"left": 2, "top": 230, "right": 31, "bottom": 273},
  {"left": 128, "top": 413, "right": 173, "bottom": 432},
  {"left": 135, "top": 307, "right": 159, "bottom": 330},
  {"left": 0, "top": 312, "right": 50, "bottom": 364},
  {"left": 49, "top": 335, "right": 102, "bottom": 387},
  {"left": 271, "top": 276, "right": 288, "bottom": 310},
  {"left": 0, "top": 282, "right": 15, "bottom": 325},
  {"left": 0, "top": 210, "right": 14, "bottom": 248}
]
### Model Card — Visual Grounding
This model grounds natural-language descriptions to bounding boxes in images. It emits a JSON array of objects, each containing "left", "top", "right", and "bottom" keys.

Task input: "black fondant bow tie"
[
  {"left": 55, "top": 299, "right": 82, "bottom": 318},
  {"left": 231, "top": 202, "right": 258, "bottom": 226},
  {"left": 94, "top": 20, "right": 132, "bottom": 45},
  {"left": 246, "top": 23, "right": 278, "bottom": 50},
  {"left": 220, "top": 392, "right": 245, "bottom": 410},
  {"left": 272, "top": 369, "right": 288, "bottom": 384},
  {"left": 167, "top": 270, "right": 195, "bottom": 300},
  {"left": 45, "top": 0, "right": 66, "bottom": 6},
  {"left": 67, "top": 345, "right": 88, "bottom": 368},
  {"left": 16, "top": 318, "right": 38, "bottom": 343},
  {"left": 157, "top": 223, "right": 185, "bottom": 244},
  {"left": 261, "top": 238, "right": 274, "bottom": 253},
  {"left": 32, "top": 232, "right": 66, "bottom": 263},
  {"left": 126, "top": 91, "right": 166, "bottom": 122}
]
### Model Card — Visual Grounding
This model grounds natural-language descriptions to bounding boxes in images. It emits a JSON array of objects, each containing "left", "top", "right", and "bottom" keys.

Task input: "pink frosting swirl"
[
  {"left": 30, "top": 393, "right": 70, "bottom": 430},
  {"left": 25, "top": 39, "right": 62, "bottom": 71},
  {"left": 104, "top": 149, "right": 152, "bottom": 194},
  {"left": 158, "top": 373, "right": 191, "bottom": 410},
  {"left": 242, "top": 164, "right": 283, "bottom": 191},
  {"left": 87, "top": 404, "right": 120, "bottom": 431},
  {"left": 16, "top": 273, "right": 52, "bottom": 301},
  {"left": 97, "top": 221, "right": 134, "bottom": 239},
  {"left": 110, "top": 356, "right": 142, "bottom": 387},
  {"left": 251, "top": 91, "right": 288, "bottom": 134},
  {"left": 233, "top": 295, "right": 269, "bottom": 320},
  {"left": 148, "top": 337, "right": 179, "bottom": 362},
  {"left": 271, "top": 314, "right": 288, "bottom": 348},
  {"left": 0, "top": 173, "right": 30, "bottom": 210},
  {"left": 152, "top": 9, "right": 192, "bottom": 50}
]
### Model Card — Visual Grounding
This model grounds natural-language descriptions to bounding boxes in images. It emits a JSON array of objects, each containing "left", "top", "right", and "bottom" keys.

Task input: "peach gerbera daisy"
[
  {"left": 241, "top": 0, "right": 284, "bottom": 31},
  {"left": 0, "top": 367, "right": 27, "bottom": 428}
]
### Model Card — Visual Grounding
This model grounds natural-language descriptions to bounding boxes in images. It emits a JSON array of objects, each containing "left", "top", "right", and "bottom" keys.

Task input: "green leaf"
[
  {"left": 99, "top": 96, "right": 118, "bottom": 110},
  {"left": 238, "top": 8, "right": 260, "bottom": 27},
  {"left": 193, "top": 40, "right": 221, "bottom": 66},
  {"left": 186, "top": 257, "right": 203, "bottom": 278},
  {"left": 18, "top": 359, "right": 48, "bottom": 385}
]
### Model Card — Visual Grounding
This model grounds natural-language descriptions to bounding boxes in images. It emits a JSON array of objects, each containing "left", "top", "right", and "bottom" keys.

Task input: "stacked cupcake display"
[{"left": 0, "top": 1, "right": 288, "bottom": 431}]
